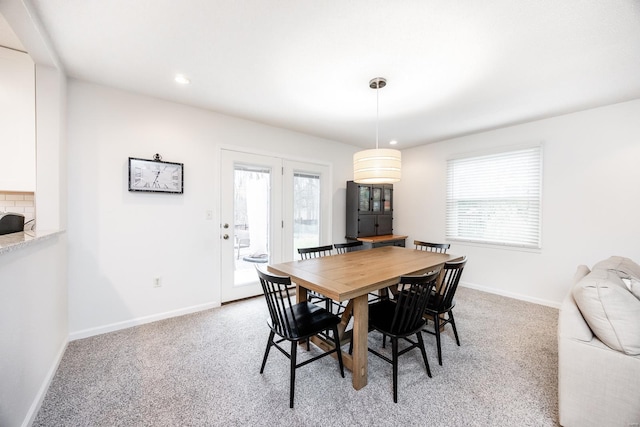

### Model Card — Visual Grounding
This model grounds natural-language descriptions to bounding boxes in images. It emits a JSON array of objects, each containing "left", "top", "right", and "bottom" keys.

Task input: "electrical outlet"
[{"left": 154, "top": 277, "right": 161, "bottom": 288}]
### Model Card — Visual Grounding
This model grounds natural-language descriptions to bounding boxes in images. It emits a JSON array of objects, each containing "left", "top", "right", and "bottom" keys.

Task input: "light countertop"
[{"left": 0, "top": 230, "right": 64, "bottom": 255}]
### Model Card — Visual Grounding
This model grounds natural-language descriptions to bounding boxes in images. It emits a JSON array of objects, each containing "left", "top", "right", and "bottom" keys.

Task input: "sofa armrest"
[
  {"left": 558, "top": 334, "right": 640, "bottom": 426},
  {"left": 558, "top": 291, "right": 592, "bottom": 342},
  {"left": 558, "top": 265, "right": 593, "bottom": 342},
  {"left": 558, "top": 264, "right": 640, "bottom": 426}
]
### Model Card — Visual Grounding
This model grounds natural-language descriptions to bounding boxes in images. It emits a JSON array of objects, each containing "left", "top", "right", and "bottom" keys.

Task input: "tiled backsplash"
[{"left": 0, "top": 191, "right": 36, "bottom": 223}]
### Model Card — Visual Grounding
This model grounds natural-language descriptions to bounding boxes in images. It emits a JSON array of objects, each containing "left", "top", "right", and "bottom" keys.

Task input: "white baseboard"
[
  {"left": 22, "top": 338, "right": 68, "bottom": 427},
  {"left": 69, "top": 301, "right": 221, "bottom": 341},
  {"left": 460, "top": 281, "right": 561, "bottom": 309}
]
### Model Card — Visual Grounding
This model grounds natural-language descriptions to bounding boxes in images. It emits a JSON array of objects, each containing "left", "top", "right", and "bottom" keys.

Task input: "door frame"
[{"left": 218, "top": 146, "right": 333, "bottom": 303}]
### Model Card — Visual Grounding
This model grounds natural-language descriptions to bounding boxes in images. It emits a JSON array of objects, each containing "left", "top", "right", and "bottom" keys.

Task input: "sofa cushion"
[
  {"left": 572, "top": 268, "right": 640, "bottom": 355},
  {"left": 592, "top": 256, "right": 640, "bottom": 300},
  {"left": 621, "top": 278, "right": 640, "bottom": 299}
]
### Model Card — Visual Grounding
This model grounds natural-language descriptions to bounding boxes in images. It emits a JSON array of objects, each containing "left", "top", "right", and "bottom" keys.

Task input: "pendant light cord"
[
  {"left": 355, "top": 77, "right": 399, "bottom": 184},
  {"left": 375, "top": 82, "right": 379, "bottom": 150},
  {"left": 368, "top": 77, "right": 386, "bottom": 150}
]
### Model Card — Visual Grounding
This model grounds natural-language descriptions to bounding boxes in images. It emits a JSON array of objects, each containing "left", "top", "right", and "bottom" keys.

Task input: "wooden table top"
[{"left": 267, "top": 246, "right": 461, "bottom": 301}]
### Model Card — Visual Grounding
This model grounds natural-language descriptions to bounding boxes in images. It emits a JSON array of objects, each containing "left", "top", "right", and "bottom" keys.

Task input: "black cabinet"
[{"left": 346, "top": 181, "right": 393, "bottom": 239}]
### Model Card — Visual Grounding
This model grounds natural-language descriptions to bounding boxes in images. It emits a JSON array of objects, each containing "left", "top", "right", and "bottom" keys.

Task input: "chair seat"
[
  {"left": 425, "top": 297, "right": 456, "bottom": 313},
  {"left": 268, "top": 301, "right": 340, "bottom": 340},
  {"left": 257, "top": 266, "right": 345, "bottom": 408},
  {"left": 369, "top": 299, "right": 396, "bottom": 328},
  {"left": 369, "top": 299, "right": 427, "bottom": 337}
]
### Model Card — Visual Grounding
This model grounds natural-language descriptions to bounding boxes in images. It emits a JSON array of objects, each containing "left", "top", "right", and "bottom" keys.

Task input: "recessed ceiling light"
[
  {"left": 389, "top": 140, "right": 398, "bottom": 145},
  {"left": 175, "top": 74, "right": 191, "bottom": 85}
]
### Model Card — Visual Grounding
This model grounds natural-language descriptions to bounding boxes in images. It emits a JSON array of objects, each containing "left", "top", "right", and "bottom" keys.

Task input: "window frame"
[{"left": 445, "top": 144, "right": 543, "bottom": 250}]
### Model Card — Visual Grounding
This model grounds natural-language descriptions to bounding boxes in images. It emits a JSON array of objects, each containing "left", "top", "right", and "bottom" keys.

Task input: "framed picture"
[{"left": 128, "top": 157, "right": 184, "bottom": 194}]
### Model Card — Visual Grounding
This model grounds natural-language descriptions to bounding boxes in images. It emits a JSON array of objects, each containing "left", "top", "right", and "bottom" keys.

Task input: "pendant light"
[{"left": 353, "top": 77, "right": 401, "bottom": 184}]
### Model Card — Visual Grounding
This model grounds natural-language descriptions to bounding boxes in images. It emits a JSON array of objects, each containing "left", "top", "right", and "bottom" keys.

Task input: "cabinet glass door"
[
  {"left": 358, "top": 185, "right": 371, "bottom": 211},
  {"left": 372, "top": 187, "right": 382, "bottom": 212},
  {"left": 383, "top": 186, "right": 392, "bottom": 213}
]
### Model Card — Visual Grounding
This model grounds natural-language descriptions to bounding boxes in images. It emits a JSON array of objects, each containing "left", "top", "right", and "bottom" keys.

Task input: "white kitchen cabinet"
[{"left": 0, "top": 46, "right": 35, "bottom": 192}]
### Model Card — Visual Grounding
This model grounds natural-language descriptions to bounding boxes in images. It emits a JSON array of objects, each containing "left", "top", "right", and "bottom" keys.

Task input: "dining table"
[{"left": 267, "top": 245, "right": 462, "bottom": 390}]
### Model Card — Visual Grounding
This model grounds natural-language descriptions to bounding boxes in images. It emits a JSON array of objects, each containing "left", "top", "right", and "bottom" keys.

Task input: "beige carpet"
[{"left": 34, "top": 287, "right": 560, "bottom": 426}]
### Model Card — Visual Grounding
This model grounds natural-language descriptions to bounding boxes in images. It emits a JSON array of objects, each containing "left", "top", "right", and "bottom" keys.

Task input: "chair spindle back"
[
  {"left": 256, "top": 267, "right": 299, "bottom": 337},
  {"left": 390, "top": 271, "right": 439, "bottom": 335},
  {"left": 333, "top": 241, "right": 364, "bottom": 254},
  {"left": 298, "top": 245, "right": 333, "bottom": 259},
  {"left": 435, "top": 257, "right": 467, "bottom": 309},
  {"left": 414, "top": 240, "right": 450, "bottom": 253}
]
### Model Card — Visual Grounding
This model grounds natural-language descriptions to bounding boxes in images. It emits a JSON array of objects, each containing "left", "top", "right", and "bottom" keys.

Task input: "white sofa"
[{"left": 558, "top": 259, "right": 640, "bottom": 427}]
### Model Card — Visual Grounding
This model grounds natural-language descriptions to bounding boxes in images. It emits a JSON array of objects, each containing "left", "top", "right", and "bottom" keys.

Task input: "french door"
[{"left": 220, "top": 149, "right": 331, "bottom": 303}]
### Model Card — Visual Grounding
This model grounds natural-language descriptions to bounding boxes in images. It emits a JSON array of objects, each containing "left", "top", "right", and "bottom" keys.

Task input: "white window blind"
[{"left": 446, "top": 146, "right": 542, "bottom": 248}]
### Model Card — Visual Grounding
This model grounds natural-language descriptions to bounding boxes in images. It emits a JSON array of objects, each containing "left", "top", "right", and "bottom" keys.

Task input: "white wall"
[
  {"left": 35, "top": 64, "right": 68, "bottom": 231},
  {"left": 67, "top": 81, "right": 640, "bottom": 335},
  {"left": 0, "top": 235, "right": 67, "bottom": 427},
  {"left": 394, "top": 99, "right": 640, "bottom": 306},
  {"left": 0, "top": 2, "right": 68, "bottom": 421},
  {"left": 67, "top": 80, "right": 358, "bottom": 337}
]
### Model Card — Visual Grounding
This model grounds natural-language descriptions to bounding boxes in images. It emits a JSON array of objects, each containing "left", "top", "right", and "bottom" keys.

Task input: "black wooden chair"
[
  {"left": 334, "top": 241, "right": 386, "bottom": 304},
  {"left": 297, "top": 245, "right": 336, "bottom": 312},
  {"left": 334, "top": 241, "right": 383, "bottom": 304},
  {"left": 422, "top": 256, "right": 467, "bottom": 365},
  {"left": 367, "top": 271, "right": 439, "bottom": 402},
  {"left": 333, "top": 240, "right": 363, "bottom": 254},
  {"left": 298, "top": 245, "right": 333, "bottom": 259},
  {"left": 256, "top": 267, "right": 344, "bottom": 408},
  {"left": 414, "top": 240, "right": 450, "bottom": 253}
]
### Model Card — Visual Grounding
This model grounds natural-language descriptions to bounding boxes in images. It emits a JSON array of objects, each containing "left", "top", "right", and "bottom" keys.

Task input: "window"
[{"left": 446, "top": 145, "right": 542, "bottom": 249}]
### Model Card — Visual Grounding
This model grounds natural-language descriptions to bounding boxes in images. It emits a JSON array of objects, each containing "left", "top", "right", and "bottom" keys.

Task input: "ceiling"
[
  {"left": 10, "top": 1, "right": 640, "bottom": 148},
  {"left": 0, "top": 12, "right": 24, "bottom": 51}
]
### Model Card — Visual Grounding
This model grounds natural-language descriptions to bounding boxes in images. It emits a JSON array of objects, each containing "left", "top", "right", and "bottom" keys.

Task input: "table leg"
[
  {"left": 295, "top": 284, "right": 310, "bottom": 350},
  {"left": 295, "top": 284, "right": 308, "bottom": 303},
  {"left": 337, "top": 300, "right": 354, "bottom": 340},
  {"left": 351, "top": 294, "right": 368, "bottom": 390},
  {"left": 298, "top": 290, "right": 369, "bottom": 390}
]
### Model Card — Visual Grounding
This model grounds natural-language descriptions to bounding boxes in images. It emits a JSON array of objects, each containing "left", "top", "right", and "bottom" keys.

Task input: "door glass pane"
[
  {"left": 234, "top": 165, "right": 270, "bottom": 286},
  {"left": 293, "top": 172, "right": 320, "bottom": 259}
]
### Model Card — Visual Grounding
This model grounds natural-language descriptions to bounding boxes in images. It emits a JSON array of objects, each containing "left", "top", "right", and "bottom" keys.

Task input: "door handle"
[{"left": 223, "top": 234, "right": 229, "bottom": 240}]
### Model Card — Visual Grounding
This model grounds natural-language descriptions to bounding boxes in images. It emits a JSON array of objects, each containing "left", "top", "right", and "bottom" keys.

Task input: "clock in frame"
[{"left": 128, "top": 157, "right": 184, "bottom": 194}]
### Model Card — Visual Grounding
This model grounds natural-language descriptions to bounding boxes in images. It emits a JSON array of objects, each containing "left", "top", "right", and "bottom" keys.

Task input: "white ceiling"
[
  {"left": 17, "top": 1, "right": 640, "bottom": 148},
  {"left": 0, "top": 12, "right": 24, "bottom": 51}
]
